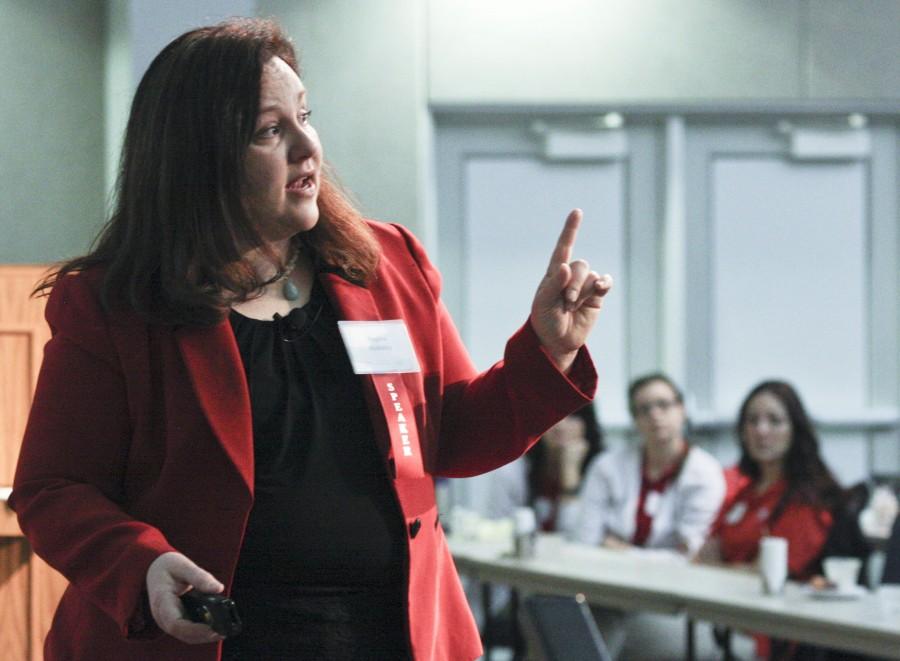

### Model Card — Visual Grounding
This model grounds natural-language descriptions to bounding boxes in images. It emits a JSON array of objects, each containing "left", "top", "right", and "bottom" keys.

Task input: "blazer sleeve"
[
  {"left": 9, "top": 274, "right": 177, "bottom": 638},
  {"left": 775, "top": 505, "right": 833, "bottom": 578},
  {"left": 393, "top": 224, "right": 598, "bottom": 477}
]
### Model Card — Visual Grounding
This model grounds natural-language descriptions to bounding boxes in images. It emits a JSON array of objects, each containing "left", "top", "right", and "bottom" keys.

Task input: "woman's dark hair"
[
  {"left": 736, "top": 380, "right": 843, "bottom": 513},
  {"left": 35, "top": 18, "right": 380, "bottom": 326},
  {"left": 525, "top": 402, "right": 604, "bottom": 503},
  {"left": 627, "top": 372, "right": 684, "bottom": 416}
]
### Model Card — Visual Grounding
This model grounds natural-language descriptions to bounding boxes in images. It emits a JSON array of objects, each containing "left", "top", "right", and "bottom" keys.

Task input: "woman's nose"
[
  {"left": 288, "top": 127, "right": 317, "bottom": 163},
  {"left": 647, "top": 406, "right": 666, "bottom": 421}
]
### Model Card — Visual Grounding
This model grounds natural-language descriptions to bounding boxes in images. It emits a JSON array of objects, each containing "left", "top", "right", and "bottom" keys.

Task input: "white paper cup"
[
  {"left": 759, "top": 536, "right": 788, "bottom": 595},
  {"left": 877, "top": 584, "right": 900, "bottom": 618},
  {"left": 823, "top": 556, "right": 862, "bottom": 591},
  {"left": 513, "top": 506, "right": 537, "bottom": 535},
  {"left": 535, "top": 533, "right": 565, "bottom": 559}
]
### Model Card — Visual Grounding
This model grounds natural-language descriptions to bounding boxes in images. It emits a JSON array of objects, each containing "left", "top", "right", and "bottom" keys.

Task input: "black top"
[{"left": 223, "top": 281, "right": 409, "bottom": 660}]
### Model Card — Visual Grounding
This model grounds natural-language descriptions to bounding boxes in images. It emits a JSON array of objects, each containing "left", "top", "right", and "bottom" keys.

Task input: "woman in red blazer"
[
  {"left": 697, "top": 381, "right": 842, "bottom": 580},
  {"left": 11, "top": 18, "right": 612, "bottom": 661},
  {"left": 695, "top": 383, "right": 844, "bottom": 659}
]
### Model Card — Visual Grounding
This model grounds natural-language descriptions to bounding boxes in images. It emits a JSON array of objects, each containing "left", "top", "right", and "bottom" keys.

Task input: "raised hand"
[{"left": 530, "top": 209, "right": 613, "bottom": 373}]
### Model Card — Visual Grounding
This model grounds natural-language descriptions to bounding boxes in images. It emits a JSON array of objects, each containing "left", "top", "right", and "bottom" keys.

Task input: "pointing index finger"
[{"left": 547, "top": 209, "right": 582, "bottom": 275}]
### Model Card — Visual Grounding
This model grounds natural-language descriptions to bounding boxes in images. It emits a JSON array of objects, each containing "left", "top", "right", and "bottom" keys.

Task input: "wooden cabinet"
[{"left": 0, "top": 266, "right": 68, "bottom": 661}]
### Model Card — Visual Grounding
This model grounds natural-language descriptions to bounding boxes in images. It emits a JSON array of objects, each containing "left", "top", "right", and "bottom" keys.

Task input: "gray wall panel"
[
  {"left": 0, "top": 0, "right": 106, "bottom": 263},
  {"left": 258, "top": 0, "right": 428, "bottom": 234},
  {"left": 429, "top": 0, "right": 802, "bottom": 103},
  {"left": 806, "top": 0, "right": 900, "bottom": 99}
]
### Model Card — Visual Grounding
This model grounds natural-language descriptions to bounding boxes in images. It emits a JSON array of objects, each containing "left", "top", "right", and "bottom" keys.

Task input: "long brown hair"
[
  {"left": 736, "top": 380, "right": 844, "bottom": 515},
  {"left": 35, "top": 18, "right": 379, "bottom": 326},
  {"left": 525, "top": 402, "right": 604, "bottom": 503}
]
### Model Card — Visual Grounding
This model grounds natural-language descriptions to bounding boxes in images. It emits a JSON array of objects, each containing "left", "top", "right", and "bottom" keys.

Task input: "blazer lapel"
[
  {"left": 319, "top": 272, "right": 398, "bottom": 459},
  {"left": 318, "top": 272, "right": 382, "bottom": 322},
  {"left": 175, "top": 321, "right": 254, "bottom": 492}
]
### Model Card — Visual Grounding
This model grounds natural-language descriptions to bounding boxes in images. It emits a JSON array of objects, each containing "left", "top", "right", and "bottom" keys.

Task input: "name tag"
[
  {"left": 725, "top": 501, "right": 747, "bottom": 525},
  {"left": 644, "top": 490, "right": 662, "bottom": 517},
  {"left": 337, "top": 320, "right": 421, "bottom": 374}
]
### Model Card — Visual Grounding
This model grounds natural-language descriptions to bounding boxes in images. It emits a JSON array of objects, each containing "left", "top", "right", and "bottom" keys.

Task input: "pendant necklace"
[{"left": 278, "top": 247, "right": 301, "bottom": 301}]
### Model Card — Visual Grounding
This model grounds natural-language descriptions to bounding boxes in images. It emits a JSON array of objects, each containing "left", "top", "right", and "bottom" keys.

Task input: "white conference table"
[{"left": 449, "top": 535, "right": 900, "bottom": 659}]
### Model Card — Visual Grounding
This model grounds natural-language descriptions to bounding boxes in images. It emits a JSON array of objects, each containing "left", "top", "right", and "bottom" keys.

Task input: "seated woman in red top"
[{"left": 697, "top": 380, "right": 843, "bottom": 580}]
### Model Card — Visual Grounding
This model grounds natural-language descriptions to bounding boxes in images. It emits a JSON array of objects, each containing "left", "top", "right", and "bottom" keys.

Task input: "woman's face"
[
  {"left": 242, "top": 57, "right": 323, "bottom": 248},
  {"left": 631, "top": 380, "right": 685, "bottom": 450},
  {"left": 542, "top": 415, "right": 587, "bottom": 449},
  {"left": 742, "top": 391, "right": 793, "bottom": 468}
]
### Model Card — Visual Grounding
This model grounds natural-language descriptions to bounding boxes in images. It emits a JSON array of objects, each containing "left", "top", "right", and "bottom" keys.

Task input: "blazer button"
[{"left": 409, "top": 518, "right": 422, "bottom": 539}]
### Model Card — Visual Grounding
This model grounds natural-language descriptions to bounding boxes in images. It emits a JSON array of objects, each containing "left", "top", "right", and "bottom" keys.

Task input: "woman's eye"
[
  {"left": 299, "top": 109, "right": 312, "bottom": 125},
  {"left": 257, "top": 125, "right": 280, "bottom": 139}
]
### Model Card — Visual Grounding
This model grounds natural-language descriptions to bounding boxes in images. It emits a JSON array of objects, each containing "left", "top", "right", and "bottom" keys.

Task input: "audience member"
[
  {"left": 569, "top": 374, "right": 724, "bottom": 660},
  {"left": 575, "top": 373, "right": 725, "bottom": 555},
  {"left": 696, "top": 380, "right": 842, "bottom": 579},
  {"left": 487, "top": 403, "right": 604, "bottom": 532},
  {"left": 696, "top": 380, "right": 846, "bottom": 660}
]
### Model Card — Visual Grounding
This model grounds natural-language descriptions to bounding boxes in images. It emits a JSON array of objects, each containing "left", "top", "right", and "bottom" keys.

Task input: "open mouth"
[{"left": 286, "top": 174, "right": 316, "bottom": 193}]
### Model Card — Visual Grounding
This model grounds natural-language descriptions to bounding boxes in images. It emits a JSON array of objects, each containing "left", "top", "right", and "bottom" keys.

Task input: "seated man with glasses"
[
  {"left": 574, "top": 373, "right": 725, "bottom": 556},
  {"left": 571, "top": 373, "right": 726, "bottom": 659}
]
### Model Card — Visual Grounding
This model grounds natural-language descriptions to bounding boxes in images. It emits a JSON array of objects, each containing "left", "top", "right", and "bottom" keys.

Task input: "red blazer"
[
  {"left": 712, "top": 475, "right": 833, "bottom": 579},
  {"left": 11, "top": 221, "right": 596, "bottom": 661}
]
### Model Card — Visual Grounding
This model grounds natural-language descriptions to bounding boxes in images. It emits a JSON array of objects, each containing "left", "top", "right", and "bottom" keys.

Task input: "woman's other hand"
[
  {"left": 601, "top": 534, "right": 632, "bottom": 551},
  {"left": 531, "top": 209, "right": 613, "bottom": 373},
  {"left": 543, "top": 416, "right": 590, "bottom": 493},
  {"left": 557, "top": 439, "right": 590, "bottom": 493},
  {"left": 693, "top": 537, "right": 723, "bottom": 564},
  {"left": 146, "top": 551, "right": 225, "bottom": 644}
]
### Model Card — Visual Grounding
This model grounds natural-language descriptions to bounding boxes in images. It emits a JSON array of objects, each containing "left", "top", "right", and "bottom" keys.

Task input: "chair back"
[
  {"left": 519, "top": 594, "right": 612, "bottom": 661},
  {"left": 818, "top": 481, "right": 872, "bottom": 584},
  {"left": 881, "top": 515, "right": 900, "bottom": 584}
]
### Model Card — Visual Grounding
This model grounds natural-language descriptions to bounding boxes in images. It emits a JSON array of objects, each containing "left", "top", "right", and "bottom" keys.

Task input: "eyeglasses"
[{"left": 632, "top": 399, "right": 679, "bottom": 418}]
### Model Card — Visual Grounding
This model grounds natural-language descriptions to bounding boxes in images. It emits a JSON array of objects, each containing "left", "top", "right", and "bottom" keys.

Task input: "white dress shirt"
[{"left": 574, "top": 444, "right": 725, "bottom": 555}]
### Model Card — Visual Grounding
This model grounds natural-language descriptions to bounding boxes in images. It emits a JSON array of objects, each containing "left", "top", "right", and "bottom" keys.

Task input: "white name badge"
[
  {"left": 337, "top": 320, "right": 421, "bottom": 374},
  {"left": 725, "top": 501, "right": 747, "bottom": 525},
  {"left": 644, "top": 490, "right": 662, "bottom": 517}
]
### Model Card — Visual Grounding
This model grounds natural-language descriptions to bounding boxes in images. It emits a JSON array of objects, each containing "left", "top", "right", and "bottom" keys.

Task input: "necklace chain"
[
  {"left": 278, "top": 245, "right": 299, "bottom": 280},
  {"left": 277, "top": 245, "right": 301, "bottom": 301}
]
